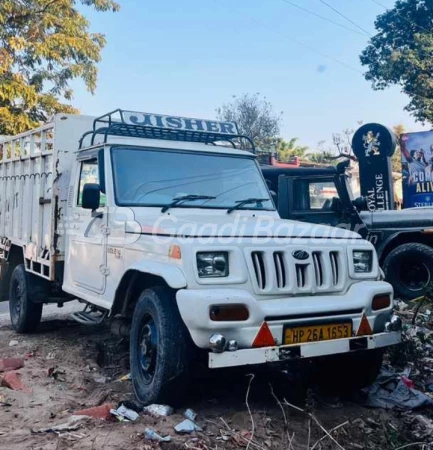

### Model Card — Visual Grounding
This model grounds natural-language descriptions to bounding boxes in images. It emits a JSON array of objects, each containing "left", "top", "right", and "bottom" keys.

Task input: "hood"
[
  {"left": 360, "top": 208, "right": 433, "bottom": 229},
  {"left": 129, "top": 208, "right": 362, "bottom": 240}
]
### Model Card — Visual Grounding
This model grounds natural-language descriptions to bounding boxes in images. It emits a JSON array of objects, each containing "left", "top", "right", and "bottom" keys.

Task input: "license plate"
[{"left": 284, "top": 322, "right": 352, "bottom": 345}]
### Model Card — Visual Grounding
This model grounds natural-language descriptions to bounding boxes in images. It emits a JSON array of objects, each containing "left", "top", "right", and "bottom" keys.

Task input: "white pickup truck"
[{"left": 0, "top": 110, "right": 401, "bottom": 403}]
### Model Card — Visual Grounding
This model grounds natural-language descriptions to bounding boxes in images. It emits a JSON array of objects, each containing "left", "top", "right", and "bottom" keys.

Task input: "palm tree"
[{"left": 276, "top": 137, "right": 308, "bottom": 161}]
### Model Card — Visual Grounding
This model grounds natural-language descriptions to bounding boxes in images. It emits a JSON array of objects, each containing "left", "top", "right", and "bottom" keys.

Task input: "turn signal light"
[
  {"left": 372, "top": 294, "right": 391, "bottom": 311},
  {"left": 252, "top": 322, "right": 276, "bottom": 348},
  {"left": 210, "top": 304, "right": 249, "bottom": 321}
]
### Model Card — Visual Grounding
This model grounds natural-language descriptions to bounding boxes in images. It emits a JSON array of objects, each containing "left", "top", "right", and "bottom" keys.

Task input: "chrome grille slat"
[
  {"left": 312, "top": 252, "right": 323, "bottom": 286},
  {"left": 252, "top": 251, "right": 266, "bottom": 289},
  {"left": 273, "top": 251, "right": 286, "bottom": 288},
  {"left": 330, "top": 251, "right": 339, "bottom": 286}
]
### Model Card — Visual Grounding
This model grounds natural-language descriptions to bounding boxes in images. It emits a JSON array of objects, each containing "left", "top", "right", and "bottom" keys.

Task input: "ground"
[{"left": 0, "top": 303, "right": 432, "bottom": 450}]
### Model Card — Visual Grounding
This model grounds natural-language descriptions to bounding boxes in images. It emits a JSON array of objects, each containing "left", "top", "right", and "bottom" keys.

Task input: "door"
[
  {"left": 279, "top": 176, "right": 342, "bottom": 227},
  {"left": 69, "top": 157, "right": 108, "bottom": 294}
]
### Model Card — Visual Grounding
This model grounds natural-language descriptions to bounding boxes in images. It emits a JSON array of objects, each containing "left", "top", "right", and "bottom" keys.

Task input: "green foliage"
[
  {"left": 307, "top": 150, "right": 335, "bottom": 164},
  {"left": 0, "top": 0, "right": 120, "bottom": 135},
  {"left": 276, "top": 137, "right": 308, "bottom": 161},
  {"left": 216, "top": 93, "right": 282, "bottom": 150},
  {"left": 360, "top": 0, "right": 433, "bottom": 124}
]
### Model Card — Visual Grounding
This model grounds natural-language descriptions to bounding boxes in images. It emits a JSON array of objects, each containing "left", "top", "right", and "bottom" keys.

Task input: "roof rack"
[{"left": 78, "top": 109, "right": 255, "bottom": 151}]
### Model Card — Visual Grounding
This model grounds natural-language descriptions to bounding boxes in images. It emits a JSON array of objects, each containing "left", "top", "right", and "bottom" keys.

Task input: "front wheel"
[
  {"left": 383, "top": 243, "right": 433, "bottom": 300},
  {"left": 9, "top": 264, "right": 43, "bottom": 333},
  {"left": 130, "top": 286, "right": 194, "bottom": 405}
]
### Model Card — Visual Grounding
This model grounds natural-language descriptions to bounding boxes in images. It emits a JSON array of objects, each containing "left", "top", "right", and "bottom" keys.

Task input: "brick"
[
  {"left": 74, "top": 403, "right": 114, "bottom": 420},
  {"left": 0, "top": 358, "right": 24, "bottom": 372},
  {"left": 1, "top": 371, "right": 31, "bottom": 393}
]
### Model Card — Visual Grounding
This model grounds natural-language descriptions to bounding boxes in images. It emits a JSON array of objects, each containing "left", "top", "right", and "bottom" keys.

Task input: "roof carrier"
[{"left": 78, "top": 109, "right": 255, "bottom": 151}]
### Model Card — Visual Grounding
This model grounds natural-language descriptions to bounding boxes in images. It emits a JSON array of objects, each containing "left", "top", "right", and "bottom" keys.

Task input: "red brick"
[
  {"left": 1, "top": 371, "right": 31, "bottom": 393},
  {"left": 74, "top": 403, "right": 114, "bottom": 420},
  {"left": 0, "top": 358, "right": 24, "bottom": 372}
]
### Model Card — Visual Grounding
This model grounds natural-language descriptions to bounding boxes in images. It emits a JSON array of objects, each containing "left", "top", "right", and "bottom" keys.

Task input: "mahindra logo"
[{"left": 292, "top": 250, "right": 309, "bottom": 260}]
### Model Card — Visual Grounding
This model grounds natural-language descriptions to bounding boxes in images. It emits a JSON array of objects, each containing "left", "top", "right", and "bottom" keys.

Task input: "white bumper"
[
  {"left": 176, "top": 281, "right": 394, "bottom": 349},
  {"left": 209, "top": 331, "right": 401, "bottom": 368}
]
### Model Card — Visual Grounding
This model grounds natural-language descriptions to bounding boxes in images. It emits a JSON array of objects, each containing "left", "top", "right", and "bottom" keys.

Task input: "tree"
[
  {"left": 276, "top": 137, "right": 308, "bottom": 161},
  {"left": 360, "top": 0, "right": 433, "bottom": 124},
  {"left": 0, "top": 0, "right": 120, "bottom": 135},
  {"left": 216, "top": 93, "right": 282, "bottom": 150},
  {"left": 391, "top": 123, "right": 406, "bottom": 173}
]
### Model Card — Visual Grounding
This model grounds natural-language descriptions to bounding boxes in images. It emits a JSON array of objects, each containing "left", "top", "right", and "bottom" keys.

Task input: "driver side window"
[{"left": 77, "top": 159, "right": 106, "bottom": 207}]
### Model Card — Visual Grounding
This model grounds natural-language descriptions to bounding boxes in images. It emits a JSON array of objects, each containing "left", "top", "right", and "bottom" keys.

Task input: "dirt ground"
[{"left": 0, "top": 309, "right": 432, "bottom": 450}]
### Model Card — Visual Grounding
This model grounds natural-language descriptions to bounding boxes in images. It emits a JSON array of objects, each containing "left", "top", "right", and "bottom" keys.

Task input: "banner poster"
[
  {"left": 400, "top": 131, "right": 433, "bottom": 208},
  {"left": 352, "top": 123, "right": 396, "bottom": 211}
]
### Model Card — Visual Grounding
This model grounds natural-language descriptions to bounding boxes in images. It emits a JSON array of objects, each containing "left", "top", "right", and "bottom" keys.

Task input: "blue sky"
[{"left": 72, "top": 0, "right": 427, "bottom": 149}]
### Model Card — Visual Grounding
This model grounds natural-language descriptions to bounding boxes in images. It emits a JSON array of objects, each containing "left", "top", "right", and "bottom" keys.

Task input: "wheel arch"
[
  {"left": 0, "top": 244, "right": 24, "bottom": 302},
  {"left": 110, "top": 262, "right": 187, "bottom": 317},
  {"left": 378, "top": 231, "right": 433, "bottom": 263}
]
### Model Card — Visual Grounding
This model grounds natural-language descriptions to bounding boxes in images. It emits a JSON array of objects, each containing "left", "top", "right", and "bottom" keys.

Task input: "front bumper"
[
  {"left": 176, "top": 281, "right": 394, "bottom": 349},
  {"left": 209, "top": 331, "right": 401, "bottom": 368}
]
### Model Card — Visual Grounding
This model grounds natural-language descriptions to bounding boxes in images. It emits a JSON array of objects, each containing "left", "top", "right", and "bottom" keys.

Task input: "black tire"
[
  {"left": 130, "top": 285, "right": 194, "bottom": 405},
  {"left": 383, "top": 243, "right": 433, "bottom": 300},
  {"left": 9, "top": 264, "right": 43, "bottom": 333},
  {"left": 313, "top": 349, "right": 383, "bottom": 391}
]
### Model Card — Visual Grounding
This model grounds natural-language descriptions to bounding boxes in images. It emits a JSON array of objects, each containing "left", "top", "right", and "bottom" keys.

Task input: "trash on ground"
[
  {"left": 174, "top": 419, "right": 203, "bottom": 434},
  {"left": 143, "top": 404, "right": 173, "bottom": 417},
  {"left": 364, "top": 368, "right": 433, "bottom": 410},
  {"left": 144, "top": 427, "right": 172, "bottom": 442},
  {"left": 232, "top": 430, "right": 253, "bottom": 447},
  {"left": 94, "top": 376, "right": 107, "bottom": 384},
  {"left": 117, "top": 373, "right": 131, "bottom": 382},
  {"left": 32, "top": 416, "right": 89, "bottom": 433},
  {"left": 8, "top": 340, "right": 19, "bottom": 347},
  {"left": 1, "top": 371, "right": 31, "bottom": 393},
  {"left": 184, "top": 408, "right": 197, "bottom": 421},
  {"left": 73, "top": 403, "right": 114, "bottom": 420},
  {"left": 47, "top": 367, "right": 66, "bottom": 382},
  {"left": 0, "top": 358, "right": 24, "bottom": 372},
  {"left": 110, "top": 404, "right": 139, "bottom": 422}
]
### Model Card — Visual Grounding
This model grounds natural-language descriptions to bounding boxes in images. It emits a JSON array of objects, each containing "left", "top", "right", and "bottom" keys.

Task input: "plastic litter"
[
  {"left": 174, "top": 419, "right": 203, "bottom": 434},
  {"left": 144, "top": 427, "right": 172, "bottom": 442},
  {"left": 143, "top": 404, "right": 173, "bottom": 417},
  {"left": 32, "top": 416, "right": 89, "bottom": 433},
  {"left": 117, "top": 373, "right": 131, "bottom": 382},
  {"left": 364, "top": 368, "right": 433, "bottom": 410},
  {"left": 401, "top": 376, "right": 415, "bottom": 389},
  {"left": 8, "top": 340, "right": 19, "bottom": 347},
  {"left": 184, "top": 408, "right": 197, "bottom": 421},
  {"left": 110, "top": 404, "right": 139, "bottom": 421}
]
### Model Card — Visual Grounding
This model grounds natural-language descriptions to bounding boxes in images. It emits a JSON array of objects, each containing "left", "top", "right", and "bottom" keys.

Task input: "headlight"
[
  {"left": 353, "top": 250, "right": 373, "bottom": 273},
  {"left": 197, "top": 252, "right": 229, "bottom": 278}
]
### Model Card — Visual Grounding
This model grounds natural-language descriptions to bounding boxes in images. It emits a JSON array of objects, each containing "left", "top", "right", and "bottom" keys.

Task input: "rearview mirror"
[{"left": 82, "top": 183, "right": 100, "bottom": 211}]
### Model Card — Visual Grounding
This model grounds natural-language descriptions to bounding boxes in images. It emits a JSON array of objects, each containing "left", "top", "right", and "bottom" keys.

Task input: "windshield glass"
[{"left": 111, "top": 147, "right": 274, "bottom": 210}]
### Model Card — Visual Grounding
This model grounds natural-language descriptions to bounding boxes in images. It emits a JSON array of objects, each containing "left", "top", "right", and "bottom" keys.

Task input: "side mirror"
[
  {"left": 352, "top": 196, "right": 368, "bottom": 211},
  {"left": 82, "top": 183, "right": 100, "bottom": 211}
]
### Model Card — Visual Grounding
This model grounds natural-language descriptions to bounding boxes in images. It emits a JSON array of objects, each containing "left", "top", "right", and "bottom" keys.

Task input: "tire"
[
  {"left": 383, "top": 243, "right": 433, "bottom": 300},
  {"left": 313, "top": 349, "right": 383, "bottom": 391},
  {"left": 9, "top": 264, "right": 43, "bottom": 333},
  {"left": 130, "top": 285, "right": 194, "bottom": 405}
]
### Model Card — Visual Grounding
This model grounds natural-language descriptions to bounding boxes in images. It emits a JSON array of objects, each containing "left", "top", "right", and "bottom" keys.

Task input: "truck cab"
[
  {"left": 0, "top": 111, "right": 401, "bottom": 404},
  {"left": 262, "top": 162, "right": 433, "bottom": 300}
]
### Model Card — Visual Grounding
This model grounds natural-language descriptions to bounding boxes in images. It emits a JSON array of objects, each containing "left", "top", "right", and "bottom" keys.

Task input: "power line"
[
  {"left": 278, "top": 0, "right": 367, "bottom": 36},
  {"left": 211, "top": 0, "right": 363, "bottom": 75},
  {"left": 318, "top": 0, "right": 372, "bottom": 37},
  {"left": 369, "top": 0, "right": 431, "bottom": 33}
]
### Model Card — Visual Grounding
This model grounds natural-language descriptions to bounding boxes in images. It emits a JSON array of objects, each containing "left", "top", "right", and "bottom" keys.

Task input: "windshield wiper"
[
  {"left": 161, "top": 194, "right": 216, "bottom": 213},
  {"left": 227, "top": 198, "right": 270, "bottom": 214}
]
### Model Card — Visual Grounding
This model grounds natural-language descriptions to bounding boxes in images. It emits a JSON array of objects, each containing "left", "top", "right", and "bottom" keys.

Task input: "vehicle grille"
[{"left": 249, "top": 248, "right": 345, "bottom": 294}]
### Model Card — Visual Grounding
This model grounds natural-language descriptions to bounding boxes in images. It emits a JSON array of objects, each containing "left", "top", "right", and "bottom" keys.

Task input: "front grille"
[{"left": 250, "top": 248, "right": 345, "bottom": 294}]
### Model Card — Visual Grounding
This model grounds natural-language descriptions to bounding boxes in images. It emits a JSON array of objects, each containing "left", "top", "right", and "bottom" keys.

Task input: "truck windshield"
[{"left": 111, "top": 147, "right": 274, "bottom": 210}]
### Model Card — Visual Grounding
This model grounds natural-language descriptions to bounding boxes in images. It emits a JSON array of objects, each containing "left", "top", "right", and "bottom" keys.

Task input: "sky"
[{"left": 71, "top": 0, "right": 428, "bottom": 150}]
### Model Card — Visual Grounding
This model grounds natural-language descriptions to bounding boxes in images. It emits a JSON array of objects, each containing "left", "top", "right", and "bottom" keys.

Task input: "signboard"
[
  {"left": 400, "top": 130, "right": 433, "bottom": 208},
  {"left": 352, "top": 123, "right": 396, "bottom": 211},
  {"left": 121, "top": 111, "right": 239, "bottom": 136}
]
